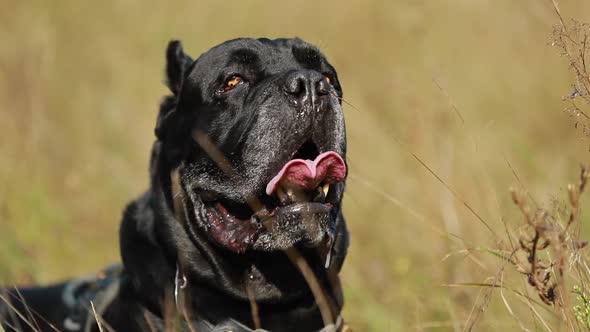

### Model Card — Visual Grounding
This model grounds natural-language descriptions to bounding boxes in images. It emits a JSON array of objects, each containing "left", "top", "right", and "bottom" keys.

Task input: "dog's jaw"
[
  {"left": 179, "top": 151, "right": 346, "bottom": 253},
  {"left": 205, "top": 203, "right": 260, "bottom": 252}
]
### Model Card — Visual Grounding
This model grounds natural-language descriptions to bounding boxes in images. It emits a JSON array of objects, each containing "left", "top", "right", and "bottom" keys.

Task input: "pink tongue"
[{"left": 265, "top": 151, "right": 346, "bottom": 195}]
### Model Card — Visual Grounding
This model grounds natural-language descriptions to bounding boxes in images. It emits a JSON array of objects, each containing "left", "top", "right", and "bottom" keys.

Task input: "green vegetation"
[
  {"left": 574, "top": 285, "right": 590, "bottom": 329},
  {"left": 3, "top": 1, "right": 590, "bottom": 330}
]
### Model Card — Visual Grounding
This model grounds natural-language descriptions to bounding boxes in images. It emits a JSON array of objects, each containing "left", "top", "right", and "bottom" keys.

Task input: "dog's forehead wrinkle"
[
  {"left": 226, "top": 48, "right": 260, "bottom": 67},
  {"left": 196, "top": 39, "right": 265, "bottom": 67},
  {"left": 190, "top": 38, "right": 330, "bottom": 88}
]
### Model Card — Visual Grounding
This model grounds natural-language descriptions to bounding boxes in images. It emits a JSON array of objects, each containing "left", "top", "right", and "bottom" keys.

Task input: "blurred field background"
[{"left": 2, "top": 0, "right": 590, "bottom": 331}]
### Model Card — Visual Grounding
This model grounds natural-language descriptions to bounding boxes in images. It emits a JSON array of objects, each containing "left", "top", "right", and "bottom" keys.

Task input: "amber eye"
[
  {"left": 223, "top": 75, "right": 243, "bottom": 92},
  {"left": 325, "top": 75, "right": 331, "bottom": 84}
]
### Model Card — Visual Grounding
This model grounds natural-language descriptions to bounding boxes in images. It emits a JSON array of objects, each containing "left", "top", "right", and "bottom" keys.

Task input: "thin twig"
[{"left": 91, "top": 301, "right": 105, "bottom": 332}]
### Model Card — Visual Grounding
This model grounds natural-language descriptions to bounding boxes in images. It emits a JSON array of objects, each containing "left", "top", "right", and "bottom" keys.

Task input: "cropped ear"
[{"left": 165, "top": 40, "right": 194, "bottom": 95}]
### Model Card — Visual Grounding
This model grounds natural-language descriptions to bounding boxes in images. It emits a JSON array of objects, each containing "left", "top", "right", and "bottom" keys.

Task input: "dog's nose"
[{"left": 283, "top": 70, "right": 330, "bottom": 108}]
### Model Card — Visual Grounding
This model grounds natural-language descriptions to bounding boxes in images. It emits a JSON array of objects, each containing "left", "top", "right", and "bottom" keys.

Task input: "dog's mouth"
[{"left": 197, "top": 140, "right": 346, "bottom": 253}]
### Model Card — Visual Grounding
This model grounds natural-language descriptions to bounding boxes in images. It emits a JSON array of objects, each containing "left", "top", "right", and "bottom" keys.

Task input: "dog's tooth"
[{"left": 322, "top": 183, "right": 330, "bottom": 197}]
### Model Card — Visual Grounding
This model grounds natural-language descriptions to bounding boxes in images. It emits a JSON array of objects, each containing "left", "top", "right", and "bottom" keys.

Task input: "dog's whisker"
[{"left": 330, "top": 91, "right": 362, "bottom": 112}]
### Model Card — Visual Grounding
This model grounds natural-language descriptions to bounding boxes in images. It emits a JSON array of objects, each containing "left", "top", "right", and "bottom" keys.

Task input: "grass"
[{"left": 3, "top": 0, "right": 590, "bottom": 330}]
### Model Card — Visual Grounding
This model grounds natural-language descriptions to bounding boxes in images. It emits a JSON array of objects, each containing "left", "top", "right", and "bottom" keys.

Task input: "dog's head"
[{"left": 155, "top": 38, "right": 346, "bottom": 254}]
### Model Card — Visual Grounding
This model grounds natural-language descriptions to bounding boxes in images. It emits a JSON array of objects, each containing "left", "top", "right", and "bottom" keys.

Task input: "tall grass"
[{"left": 2, "top": 0, "right": 590, "bottom": 330}]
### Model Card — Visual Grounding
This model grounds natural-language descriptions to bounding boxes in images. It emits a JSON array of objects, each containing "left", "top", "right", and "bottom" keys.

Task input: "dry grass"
[{"left": 3, "top": 0, "right": 590, "bottom": 331}]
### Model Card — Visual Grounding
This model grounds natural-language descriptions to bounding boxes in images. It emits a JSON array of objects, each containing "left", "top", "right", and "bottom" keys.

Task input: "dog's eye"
[
  {"left": 325, "top": 75, "right": 331, "bottom": 84},
  {"left": 223, "top": 75, "right": 244, "bottom": 92}
]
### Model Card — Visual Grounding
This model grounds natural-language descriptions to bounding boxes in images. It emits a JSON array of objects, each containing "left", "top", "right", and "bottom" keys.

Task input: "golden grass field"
[{"left": 3, "top": 1, "right": 590, "bottom": 331}]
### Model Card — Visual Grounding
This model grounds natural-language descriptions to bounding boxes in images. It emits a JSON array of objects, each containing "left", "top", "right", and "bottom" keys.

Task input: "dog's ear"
[
  {"left": 156, "top": 41, "right": 193, "bottom": 141},
  {"left": 165, "top": 40, "right": 193, "bottom": 96}
]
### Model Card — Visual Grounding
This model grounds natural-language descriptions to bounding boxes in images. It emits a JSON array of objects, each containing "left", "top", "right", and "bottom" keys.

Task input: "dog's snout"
[{"left": 283, "top": 70, "right": 329, "bottom": 108}]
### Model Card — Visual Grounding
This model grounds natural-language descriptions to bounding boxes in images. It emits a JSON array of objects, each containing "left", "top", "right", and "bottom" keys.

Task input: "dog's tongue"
[{"left": 266, "top": 151, "right": 346, "bottom": 195}]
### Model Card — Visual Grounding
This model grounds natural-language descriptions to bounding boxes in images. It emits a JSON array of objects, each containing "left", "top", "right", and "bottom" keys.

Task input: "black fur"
[{"left": 1, "top": 38, "right": 349, "bottom": 332}]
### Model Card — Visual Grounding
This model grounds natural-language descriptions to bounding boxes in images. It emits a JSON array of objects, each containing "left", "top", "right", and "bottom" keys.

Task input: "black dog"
[{"left": 1, "top": 38, "right": 349, "bottom": 332}]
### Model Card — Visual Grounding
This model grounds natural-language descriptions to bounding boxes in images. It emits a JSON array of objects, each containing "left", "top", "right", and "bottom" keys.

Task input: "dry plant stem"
[
  {"left": 192, "top": 130, "right": 263, "bottom": 212},
  {"left": 551, "top": 0, "right": 565, "bottom": 29},
  {"left": 410, "top": 152, "right": 498, "bottom": 238},
  {"left": 162, "top": 289, "right": 177, "bottom": 332},
  {"left": 0, "top": 289, "right": 62, "bottom": 332},
  {"left": 444, "top": 283, "right": 558, "bottom": 318},
  {"left": 553, "top": 21, "right": 590, "bottom": 325},
  {"left": 566, "top": 167, "right": 589, "bottom": 232},
  {"left": 348, "top": 174, "right": 452, "bottom": 238},
  {"left": 0, "top": 293, "right": 42, "bottom": 332},
  {"left": 512, "top": 190, "right": 559, "bottom": 306},
  {"left": 462, "top": 275, "right": 497, "bottom": 332},
  {"left": 284, "top": 247, "right": 335, "bottom": 325},
  {"left": 498, "top": 270, "right": 534, "bottom": 332},
  {"left": 508, "top": 165, "right": 590, "bottom": 331},
  {"left": 1, "top": 322, "right": 18, "bottom": 332},
  {"left": 12, "top": 287, "right": 41, "bottom": 332},
  {"left": 86, "top": 303, "right": 116, "bottom": 332},
  {"left": 432, "top": 77, "right": 464, "bottom": 124},
  {"left": 192, "top": 129, "right": 337, "bottom": 327},
  {"left": 142, "top": 310, "right": 158, "bottom": 332},
  {"left": 91, "top": 301, "right": 105, "bottom": 332},
  {"left": 463, "top": 254, "right": 513, "bottom": 332},
  {"left": 552, "top": 14, "right": 590, "bottom": 146},
  {"left": 555, "top": 21, "right": 590, "bottom": 98},
  {"left": 245, "top": 285, "right": 262, "bottom": 329}
]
